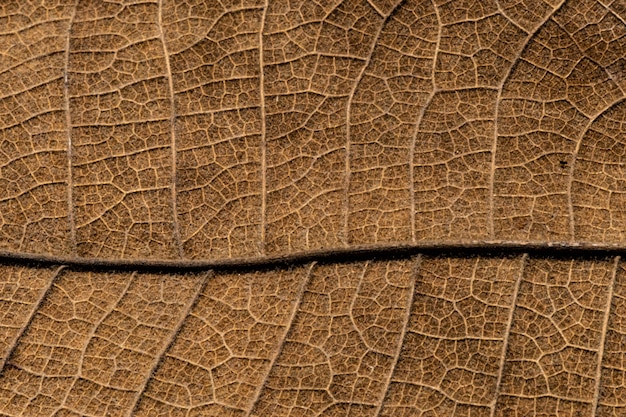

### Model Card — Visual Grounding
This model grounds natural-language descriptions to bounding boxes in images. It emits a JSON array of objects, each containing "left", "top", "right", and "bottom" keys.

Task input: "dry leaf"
[{"left": 1, "top": 0, "right": 626, "bottom": 415}]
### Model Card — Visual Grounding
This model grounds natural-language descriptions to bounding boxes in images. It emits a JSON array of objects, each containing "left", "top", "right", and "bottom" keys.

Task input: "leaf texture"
[
  {"left": 7, "top": 0, "right": 626, "bottom": 260},
  {"left": 3, "top": 0, "right": 626, "bottom": 416}
]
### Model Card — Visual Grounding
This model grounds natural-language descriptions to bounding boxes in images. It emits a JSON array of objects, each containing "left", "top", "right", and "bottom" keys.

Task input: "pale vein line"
[
  {"left": 259, "top": 1, "right": 268, "bottom": 256},
  {"left": 0, "top": 265, "right": 66, "bottom": 375},
  {"left": 561, "top": 6, "right": 626, "bottom": 241},
  {"left": 567, "top": 116, "right": 593, "bottom": 240},
  {"left": 348, "top": 261, "right": 372, "bottom": 349},
  {"left": 410, "top": 0, "right": 440, "bottom": 243},
  {"left": 64, "top": 2, "right": 78, "bottom": 256},
  {"left": 365, "top": 0, "right": 385, "bottom": 16},
  {"left": 205, "top": 349, "right": 218, "bottom": 413},
  {"left": 128, "top": 271, "right": 212, "bottom": 416},
  {"left": 488, "top": 0, "right": 567, "bottom": 239},
  {"left": 567, "top": 97, "right": 626, "bottom": 240},
  {"left": 246, "top": 262, "right": 317, "bottom": 417},
  {"left": 373, "top": 254, "right": 422, "bottom": 417},
  {"left": 489, "top": 253, "right": 528, "bottom": 417},
  {"left": 343, "top": 2, "right": 398, "bottom": 247},
  {"left": 409, "top": 92, "right": 435, "bottom": 242},
  {"left": 591, "top": 255, "right": 620, "bottom": 416},
  {"left": 495, "top": 3, "right": 527, "bottom": 33},
  {"left": 53, "top": 271, "right": 137, "bottom": 415},
  {"left": 345, "top": 261, "right": 372, "bottom": 417},
  {"left": 158, "top": 0, "right": 183, "bottom": 258}
]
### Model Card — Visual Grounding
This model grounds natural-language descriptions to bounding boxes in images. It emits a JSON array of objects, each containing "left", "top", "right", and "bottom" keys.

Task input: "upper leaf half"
[{"left": 1, "top": 0, "right": 625, "bottom": 260}]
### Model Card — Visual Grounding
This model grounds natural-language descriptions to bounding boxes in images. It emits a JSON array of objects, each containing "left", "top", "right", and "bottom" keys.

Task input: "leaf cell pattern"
[
  {"left": 2, "top": 0, "right": 626, "bottom": 416},
  {"left": 2, "top": 0, "right": 625, "bottom": 260},
  {"left": 0, "top": 257, "right": 625, "bottom": 415}
]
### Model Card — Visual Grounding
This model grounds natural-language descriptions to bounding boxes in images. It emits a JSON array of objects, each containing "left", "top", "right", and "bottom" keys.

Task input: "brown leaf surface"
[{"left": 2, "top": 0, "right": 626, "bottom": 415}]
